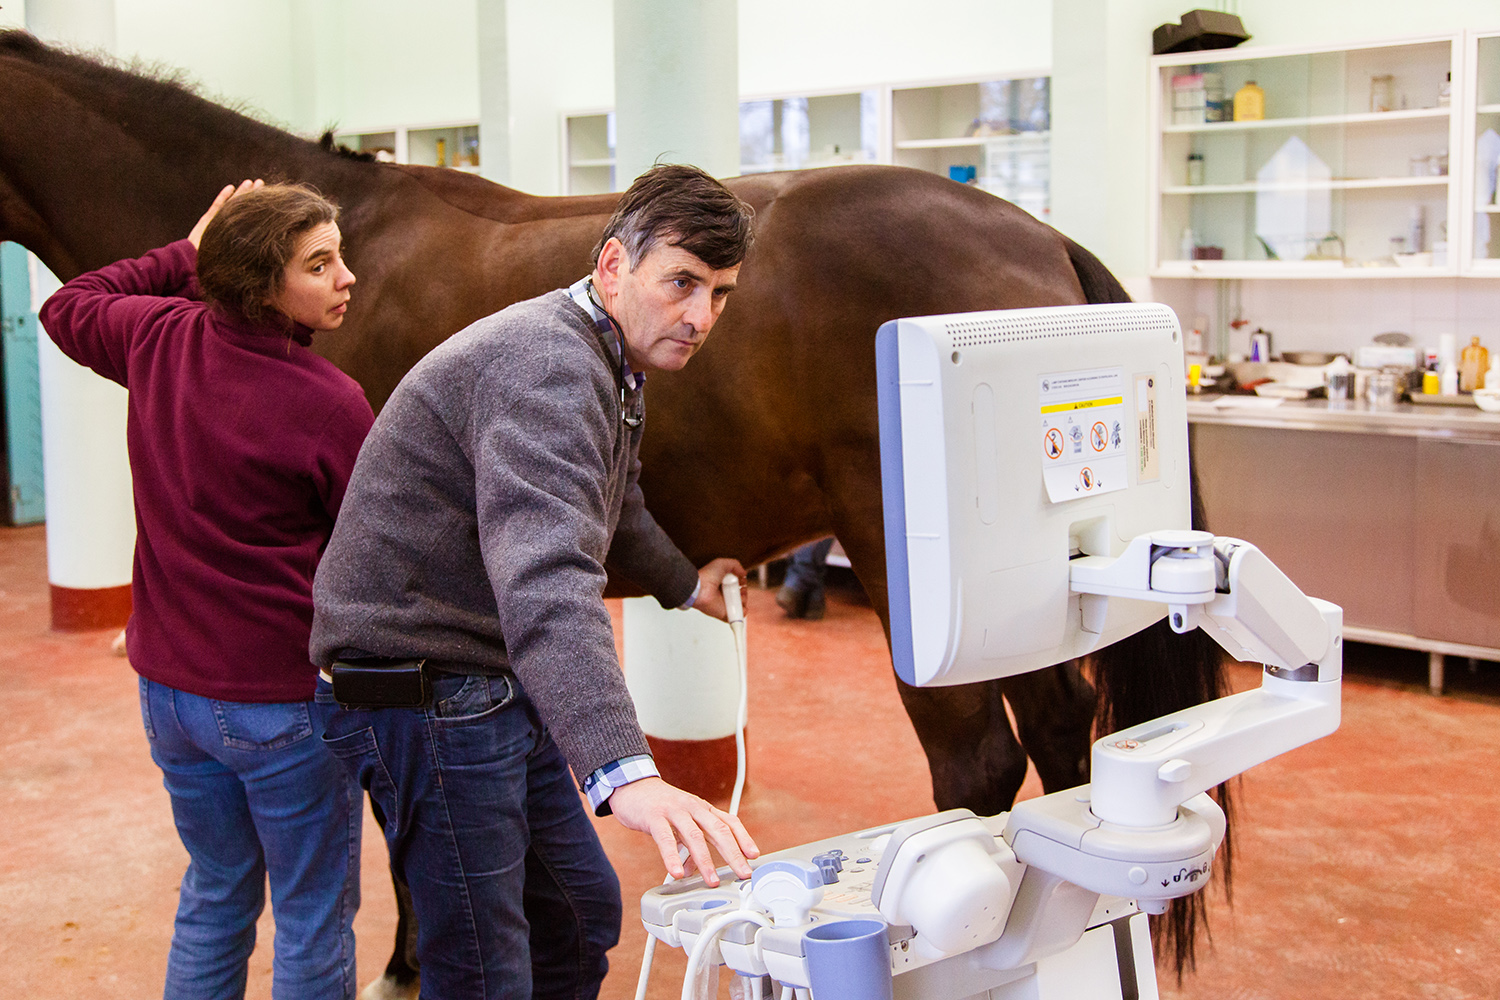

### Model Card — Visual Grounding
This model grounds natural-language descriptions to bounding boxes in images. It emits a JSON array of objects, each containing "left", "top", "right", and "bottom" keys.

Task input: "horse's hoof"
[{"left": 359, "top": 976, "right": 420, "bottom": 1000}]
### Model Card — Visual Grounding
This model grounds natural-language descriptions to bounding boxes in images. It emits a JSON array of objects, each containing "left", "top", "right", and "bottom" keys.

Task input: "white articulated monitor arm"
[
  {"left": 995, "top": 529, "right": 1342, "bottom": 919},
  {"left": 1070, "top": 529, "right": 1342, "bottom": 827}
]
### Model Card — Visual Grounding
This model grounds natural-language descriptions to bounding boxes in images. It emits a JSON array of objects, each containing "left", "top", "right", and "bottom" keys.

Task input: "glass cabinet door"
[
  {"left": 738, "top": 91, "right": 880, "bottom": 174},
  {"left": 1466, "top": 31, "right": 1500, "bottom": 273},
  {"left": 1153, "top": 38, "right": 1459, "bottom": 276}
]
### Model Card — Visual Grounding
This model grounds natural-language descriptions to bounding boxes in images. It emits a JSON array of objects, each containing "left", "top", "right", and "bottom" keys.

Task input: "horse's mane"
[
  {"left": 0, "top": 29, "right": 737, "bottom": 229},
  {"left": 320, "top": 133, "right": 377, "bottom": 161},
  {"left": 0, "top": 29, "right": 307, "bottom": 140}
]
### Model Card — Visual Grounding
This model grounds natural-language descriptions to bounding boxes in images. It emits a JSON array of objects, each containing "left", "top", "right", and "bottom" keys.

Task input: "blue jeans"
[
  {"left": 320, "top": 672, "right": 621, "bottom": 1000},
  {"left": 784, "top": 536, "right": 834, "bottom": 595},
  {"left": 139, "top": 676, "right": 361, "bottom": 1000}
]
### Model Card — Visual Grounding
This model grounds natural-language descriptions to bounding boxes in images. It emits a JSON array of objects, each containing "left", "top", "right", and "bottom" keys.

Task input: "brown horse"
[{"left": 0, "top": 30, "right": 1229, "bottom": 987}]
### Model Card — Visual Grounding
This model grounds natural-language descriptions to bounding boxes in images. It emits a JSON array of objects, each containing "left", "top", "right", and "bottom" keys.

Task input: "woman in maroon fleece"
[{"left": 40, "top": 181, "right": 373, "bottom": 1000}]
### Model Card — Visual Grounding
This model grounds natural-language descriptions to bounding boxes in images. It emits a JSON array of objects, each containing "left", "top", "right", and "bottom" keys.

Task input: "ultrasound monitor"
[{"left": 876, "top": 303, "right": 1190, "bottom": 687}]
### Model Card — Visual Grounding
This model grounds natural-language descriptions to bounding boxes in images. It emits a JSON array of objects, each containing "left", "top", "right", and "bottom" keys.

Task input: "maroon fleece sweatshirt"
[{"left": 39, "top": 239, "right": 374, "bottom": 702}]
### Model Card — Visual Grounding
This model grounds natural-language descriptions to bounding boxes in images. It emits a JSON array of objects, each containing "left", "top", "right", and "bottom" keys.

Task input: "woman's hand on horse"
[
  {"left": 187, "top": 179, "right": 264, "bottom": 248},
  {"left": 691, "top": 557, "right": 749, "bottom": 622},
  {"left": 608, "top": 776, "right": 758, "bottom": 885}
]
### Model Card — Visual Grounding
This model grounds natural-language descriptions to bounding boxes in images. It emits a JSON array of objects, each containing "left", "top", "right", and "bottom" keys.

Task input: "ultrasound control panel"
[{"left": 640, "top": 813, "right": 1149, "bottom": 997}]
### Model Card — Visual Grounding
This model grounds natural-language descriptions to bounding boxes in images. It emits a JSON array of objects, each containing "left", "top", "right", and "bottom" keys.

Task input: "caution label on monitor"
[{"left": 1039, "top": 367, "right": 1127, "bottom": 503}]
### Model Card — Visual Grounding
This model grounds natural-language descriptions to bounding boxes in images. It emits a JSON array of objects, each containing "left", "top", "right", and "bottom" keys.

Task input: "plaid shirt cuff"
[{"left": 583, "top": 754, "right": 659, "bottom": 816}]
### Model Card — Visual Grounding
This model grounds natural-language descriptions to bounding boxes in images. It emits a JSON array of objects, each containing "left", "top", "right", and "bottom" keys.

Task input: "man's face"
[{"left": 594, "top": 237, "right": 740, "bottom": 372}]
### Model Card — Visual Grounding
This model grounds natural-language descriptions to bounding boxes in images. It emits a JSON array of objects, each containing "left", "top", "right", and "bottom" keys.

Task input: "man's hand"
[
  {"left": 187, "top": 179, "right": 264, "bottom": 248},
  {"left": 691, "top": 557, "right": 748, "bottom": 622},
  {"left": 608, "top": 776, "right": 759, "bottom": 886}
]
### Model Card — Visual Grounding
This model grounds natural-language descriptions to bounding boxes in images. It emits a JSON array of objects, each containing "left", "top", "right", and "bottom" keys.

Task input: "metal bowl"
[{"left": 1280, "top": 351, "right": 1340, "bottom": 366}]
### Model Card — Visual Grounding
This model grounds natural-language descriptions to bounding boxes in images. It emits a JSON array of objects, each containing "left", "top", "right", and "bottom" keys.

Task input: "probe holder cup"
[{"left": 802, "top": 919, "right": 894, "bottom": 1000}]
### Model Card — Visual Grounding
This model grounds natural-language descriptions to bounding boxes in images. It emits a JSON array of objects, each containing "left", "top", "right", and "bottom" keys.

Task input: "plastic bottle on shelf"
[
  {"left": 1185, "top": 316, "right": 1206, "bottom": 355},
  {"left": 1438, "top": 72, "right": 1452, "bottom": 108},
  {"left": 1233, "top": 81, "right": 1264, "bottom": 121},
  {"left": 1180, "top": 227, "right": 1195, "bottom": 261},
  {"left": 1408, "top": 205, "right": 1426, "bottom": 254},
  {"left": 1187, "top": 152, "right": 1204, "bottom": 185},
  {"left": 1459, "top": 337, "right": 1489, "bottom": 393},
  {"left": 1438, "top": 333, "right": 1459, "bottom": 395}
]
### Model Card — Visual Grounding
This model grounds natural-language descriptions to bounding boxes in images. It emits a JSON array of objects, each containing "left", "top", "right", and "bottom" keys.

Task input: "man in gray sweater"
[{"left": 310, "top": 165, "right": 759, "bottom": 1000}]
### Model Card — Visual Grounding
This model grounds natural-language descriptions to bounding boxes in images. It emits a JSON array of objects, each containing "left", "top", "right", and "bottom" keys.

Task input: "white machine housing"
[{"left": 647, "top": 304, "right": 1344, "bottom": 1000}]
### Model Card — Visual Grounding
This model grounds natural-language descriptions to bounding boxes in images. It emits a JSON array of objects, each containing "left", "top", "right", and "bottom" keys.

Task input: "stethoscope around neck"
[{"left": 585, "top": 281, "right": 643, "bottom": 429}]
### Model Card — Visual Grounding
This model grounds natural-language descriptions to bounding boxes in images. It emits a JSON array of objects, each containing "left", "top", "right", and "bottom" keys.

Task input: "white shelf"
[
  {"left": 1163, "top": 176, "right": 1451, "bottom": 195},
  {"left": 894, "top": 136, "right": 989, "bottom": 150},
  {"left": 1477, "top": 103, "right": 1500, "bottom": 114},
  {"left": 1163, "top": 107, "right": 1451, "bottom": 133},
  {"left": 741, "top": 156, "right": 873, "bottom": 174},
  {"left": 1153, "top": 260, "right": 1458, "bottom": 278},
  {"left": 570, "top": 158, "right": 615, "bottom": 168}
]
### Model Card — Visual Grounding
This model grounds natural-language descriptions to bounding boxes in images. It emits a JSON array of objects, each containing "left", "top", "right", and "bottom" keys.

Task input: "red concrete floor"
[{"left": 1, "top": 522, "right": 1497, "bottom": 998}]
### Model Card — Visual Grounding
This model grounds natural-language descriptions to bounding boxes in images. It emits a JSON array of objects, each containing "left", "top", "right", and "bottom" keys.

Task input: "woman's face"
[{"left": 265, "top": 222, "right": 355, "bottom": 331}]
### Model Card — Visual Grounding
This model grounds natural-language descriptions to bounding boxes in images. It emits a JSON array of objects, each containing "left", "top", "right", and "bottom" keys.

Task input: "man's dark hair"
[
  {"left": 197, "top": 183, "right": 338, "bottom": 325},
  {"left": 591, "top": 164, "right": 754, "bottom": 270}
]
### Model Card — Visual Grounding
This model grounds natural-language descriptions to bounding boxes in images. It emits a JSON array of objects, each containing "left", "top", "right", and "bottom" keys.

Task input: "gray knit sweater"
[{"left": 310, "top": 289, "right": 700, "bottom": 781}]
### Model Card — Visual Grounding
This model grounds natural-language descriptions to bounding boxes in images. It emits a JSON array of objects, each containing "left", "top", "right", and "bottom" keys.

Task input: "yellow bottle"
[
  {"left": 435, "top": 137, "right": 447, "bottom": 168},
  {"left": 1459, "top": 337, "right": 1489, "bottom": 392},
  {"left": 1233, "top": 81, "right": 1265, "bottom": 122}
]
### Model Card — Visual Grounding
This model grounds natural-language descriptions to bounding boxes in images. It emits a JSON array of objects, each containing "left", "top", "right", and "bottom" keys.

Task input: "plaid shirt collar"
[{"left": 569, "top": 276, "right": 644, "bottom": 392}]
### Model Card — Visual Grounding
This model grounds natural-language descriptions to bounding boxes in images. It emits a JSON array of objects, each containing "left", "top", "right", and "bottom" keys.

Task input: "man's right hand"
[{"left": 607, "top": 776, "right": 759, "bottom": 886}]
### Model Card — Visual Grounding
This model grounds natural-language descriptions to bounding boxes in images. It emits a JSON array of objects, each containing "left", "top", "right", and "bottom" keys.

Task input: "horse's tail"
[
  {"left": 1062, "top": 234, "right": 1131, "bottom": 306},
  {"left": 1065, "top": 233, "right": 1235, "bottom": 980}
]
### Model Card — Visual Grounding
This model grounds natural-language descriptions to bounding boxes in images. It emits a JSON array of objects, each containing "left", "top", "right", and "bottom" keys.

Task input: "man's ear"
[{"left": 595, "top": 237, "right": 627, "bottom": 296}]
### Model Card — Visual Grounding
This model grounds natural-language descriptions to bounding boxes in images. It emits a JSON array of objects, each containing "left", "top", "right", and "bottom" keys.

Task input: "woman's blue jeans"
[
  {"left": 139, "top": 676, "right": 362, "bottom": 1000},
  {"left": 320, "top": 671, "right": 621, "bottom": 1000}
]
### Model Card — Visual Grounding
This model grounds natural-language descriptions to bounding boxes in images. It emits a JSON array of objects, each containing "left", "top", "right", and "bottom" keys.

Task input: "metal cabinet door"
[{"left": 1, "top": 242, "right": 46, "bottom": 524}]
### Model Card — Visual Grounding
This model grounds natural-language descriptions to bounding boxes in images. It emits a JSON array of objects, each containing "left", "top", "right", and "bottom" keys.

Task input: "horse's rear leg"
[
  {"left": 999, "top": 658, "right": 1095, "bottom": 793},
  {"left": 895, "top": 676, "right": 1029, "bottom": 814}
]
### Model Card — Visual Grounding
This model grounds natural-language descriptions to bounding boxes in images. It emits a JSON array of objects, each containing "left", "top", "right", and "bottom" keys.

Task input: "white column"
[
  {"left": 614, "top": 0, "right": 744, "bottom": 797},
  {"left": 622, "top": 596, "right": 745, "bottom": 801},
  {"left": 612, "top": 0, "right": 739, "bottom": 183},
  {"left": 1049, "top": 0, "right": 1111, "bottom": 262},
  {"left": 476, "top": 0, "right": 511, "bottom": 185},
  {"left": 27, "top": 0, "right": 136, "bottom": 630},
  {"left": 624, "top": 601, "right": 741, "bottom": 737}
]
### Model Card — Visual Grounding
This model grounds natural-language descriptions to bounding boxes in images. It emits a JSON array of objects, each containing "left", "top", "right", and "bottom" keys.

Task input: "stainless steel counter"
[
  {"left": 1187, "top": 395, "right": 1500, "bottom": 443},
  {"left": 1187, "top": 395, "right": 1500, "bottom": 691}
]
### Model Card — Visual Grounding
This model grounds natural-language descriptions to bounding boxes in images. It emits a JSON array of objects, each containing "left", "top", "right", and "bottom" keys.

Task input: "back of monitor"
[{"left": 877, "top": 303, "right": 1191, "bottom": 687}]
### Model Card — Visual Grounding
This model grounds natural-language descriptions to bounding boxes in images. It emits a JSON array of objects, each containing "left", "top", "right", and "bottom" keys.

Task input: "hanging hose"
[
  {"left": 636, "top": 573, "right": 753, "bottom": 1000},
  {"left": 680, "top": 909, "right": 772, "bottom": 1000}
]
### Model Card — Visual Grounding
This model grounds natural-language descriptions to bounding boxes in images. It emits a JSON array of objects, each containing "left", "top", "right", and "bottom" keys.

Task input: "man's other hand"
[
  {"left": 608, "top": 776, "right": 759, "bottom": 885},
  {"left": 691, "top": 558, "right": 748, "bottom": 622}
]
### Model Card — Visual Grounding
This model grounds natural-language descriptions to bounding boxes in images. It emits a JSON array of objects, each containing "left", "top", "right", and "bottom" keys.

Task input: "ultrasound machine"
[{"left": 642, "top": 303, "right": 1343, "bottom": 1000}]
